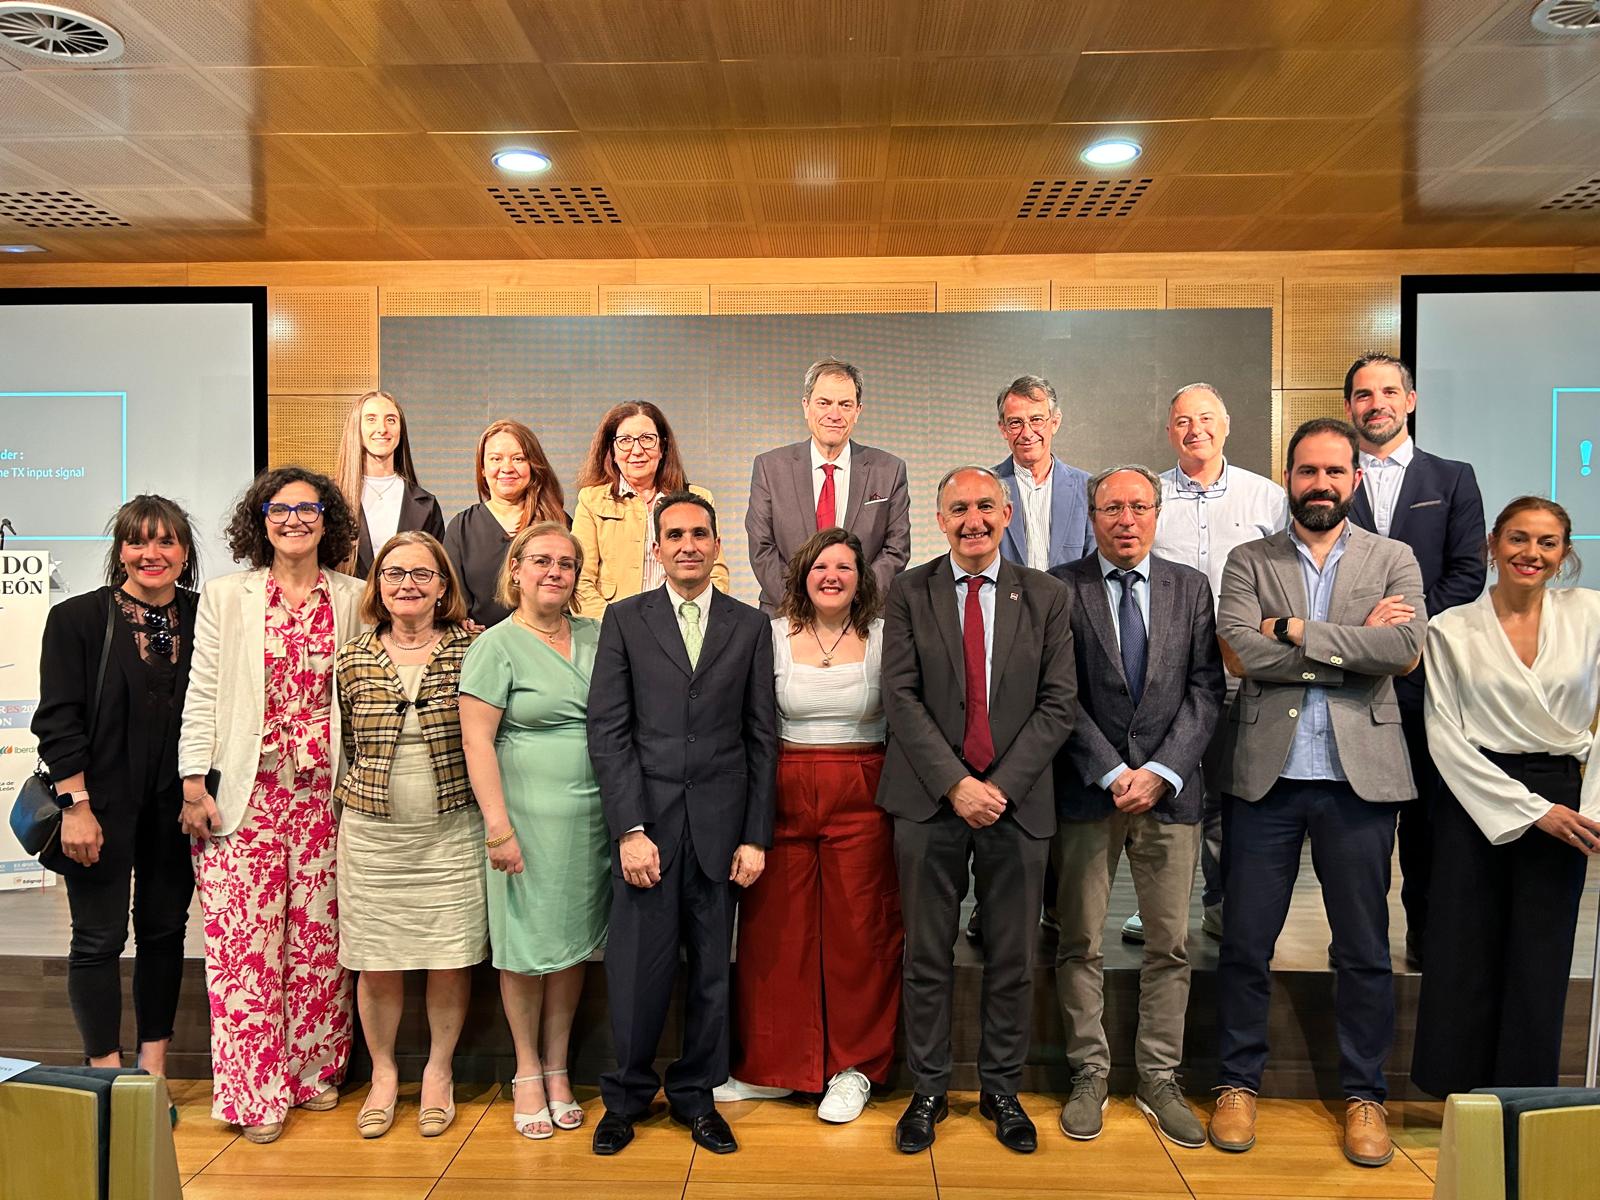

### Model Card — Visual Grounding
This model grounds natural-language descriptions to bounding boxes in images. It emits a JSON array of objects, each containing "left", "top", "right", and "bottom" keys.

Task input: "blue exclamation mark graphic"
[{"left": 1584, "top": 440, "right": 1593, "bottom": 477}]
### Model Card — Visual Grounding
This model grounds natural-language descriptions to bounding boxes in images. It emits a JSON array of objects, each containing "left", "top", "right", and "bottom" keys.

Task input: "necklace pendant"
[{"left": 820, "top": 655, "right": 832, "bottom": 667}]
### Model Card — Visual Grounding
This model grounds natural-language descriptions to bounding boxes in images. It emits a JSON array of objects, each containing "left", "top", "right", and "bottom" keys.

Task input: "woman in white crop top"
[
  {"left": 1411, "top": 497, "right": 1600, "bottom": 1097},
  {"left": 717, "top": 528, "right": 903, "bottom": 1125}
]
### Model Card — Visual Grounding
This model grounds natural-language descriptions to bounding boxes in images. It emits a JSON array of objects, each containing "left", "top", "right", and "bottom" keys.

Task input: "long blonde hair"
[{"left": 333, "top": 390, "right": 421, "bottom": 512}]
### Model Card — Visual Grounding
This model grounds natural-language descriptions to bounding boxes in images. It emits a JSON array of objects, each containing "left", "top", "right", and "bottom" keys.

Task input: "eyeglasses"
[
  {"left": 613, "top": 434, "right": 660, "bottom": 452},
  {"left": 1002, "top": 415, "right": 1053, "bottom": 435},
  {"left": 378, "top": 566, "right": 438, "bottom": 585},
  {"left": 143, "top": 606, "right": 174, "bottom": 658},
  {"left": 261, "top": 501, "right": 325, "bottom": 524},
  {"left": 518, "top": 554, "right": 578, "bottom": 573},
  {"left": 1092, "top": 502, "right": 1158, "bottom": 518}
]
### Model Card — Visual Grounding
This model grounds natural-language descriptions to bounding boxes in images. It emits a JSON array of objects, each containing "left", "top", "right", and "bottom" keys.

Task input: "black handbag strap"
[{"left": 84, "top": 592, "right": 116, "bottom": 745}]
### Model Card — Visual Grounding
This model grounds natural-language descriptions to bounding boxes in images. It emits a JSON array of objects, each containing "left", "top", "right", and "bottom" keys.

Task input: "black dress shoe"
[
  {"left": 670, "top": 1108, "right": 738, "bottom": 1154},
  {"left": 894, "top": 1092, "right": 948, "bottom": 1153},
  {"left": 979, "top": 1092, "right": 1037, "bottom": 1153},
  {"left": 592, "top": 1110, "right": 635, "bottom": 1156}
]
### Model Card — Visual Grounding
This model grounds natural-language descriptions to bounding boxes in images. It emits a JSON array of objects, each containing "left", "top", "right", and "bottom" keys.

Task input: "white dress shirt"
[
  {"left": 950, "top": 551, "right": 999, "bottom": 701},
  {"left": 1013, "top": 460, "right": 1054, "bottom": 572},
  {"left": 1093, "top": 551, "right": 1182, "bottom": 796},
  {"left": 810, "top": 438, "right": 852, "bottom": 516},
  {"left": 1424, "top": 588, "right": 1600, "bottom": 845},
  {"left": 1154, "top": 459, "right": 1288, "bottom": 605},
  {"left": 1359, "top": 436, "right": 1414, "bottom": 538},
  {"left": 362, "top": 474, "right": 405, "bottom": 553}
]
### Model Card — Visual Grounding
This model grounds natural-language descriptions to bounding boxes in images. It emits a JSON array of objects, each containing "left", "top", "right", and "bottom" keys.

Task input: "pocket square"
[
  {"left": 1409, "top": 499, "right": 1442, "bottom": 509},
  {"left": 862, "top": 495, "right": 889, "bottom": 506}
]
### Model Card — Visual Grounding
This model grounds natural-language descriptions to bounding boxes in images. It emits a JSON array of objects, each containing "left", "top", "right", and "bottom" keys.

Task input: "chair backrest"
[
  {"left": 0, "top": 1079, "right": 102, "bottom": 1200},
  {"left": 1435, "top": 1093, "right": 1506, "bottom": 1200},
  {"left": 110, "top": 1075, "right": 182, "bottom": 1200}
]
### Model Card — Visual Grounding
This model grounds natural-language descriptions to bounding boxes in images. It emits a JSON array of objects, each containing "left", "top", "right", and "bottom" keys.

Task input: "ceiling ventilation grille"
[
  {"left": 1541, "top": 176, "right": 1600, "bottom": 211},
  {"left": 1532, "top": 0, "right": 1600, "bottom": 34},
  {"left": 0, "top": 190, "right": 130, "bottom": 228},
  {"left": 0, "top": 3, "right": 124, "bottom": 61},
  {"left": 487, "top": 185, "right": 622, "bottom": 226},
  {"left": 1017, "top": 178, "right": 1152, "bottom": 219}
]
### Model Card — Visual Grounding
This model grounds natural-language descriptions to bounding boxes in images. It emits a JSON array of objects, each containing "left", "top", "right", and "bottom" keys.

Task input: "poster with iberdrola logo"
[{"left": 0, "top": 549, "right": 51, "bottom": 890}]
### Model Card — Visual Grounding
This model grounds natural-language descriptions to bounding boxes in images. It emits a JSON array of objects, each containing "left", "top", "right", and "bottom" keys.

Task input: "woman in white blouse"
[
  {"left": 1411, "top": 496, "right": 1600, "bottom": 1096},
  {"left": 718, "top": 528, "right": 903, "bottom": 1124},
  {"left": 332, "top": 391, "right": 446, "bottom": 578}
]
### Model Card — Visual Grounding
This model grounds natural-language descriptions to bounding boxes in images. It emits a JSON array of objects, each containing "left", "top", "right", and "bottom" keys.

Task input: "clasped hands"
[
  {"left": 1109, "top": 767, "right": 1169, "bottom": 815},
  {"left": 618, "top": 829, "right": 766, "bottom": 889},
  {"left": 947, "top": 776, "right": 1007, "bottom": 828}
]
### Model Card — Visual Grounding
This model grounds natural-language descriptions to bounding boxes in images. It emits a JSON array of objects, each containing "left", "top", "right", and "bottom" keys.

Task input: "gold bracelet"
[{"left": 485, "top": 830, "right": 515, "bottom": 849}]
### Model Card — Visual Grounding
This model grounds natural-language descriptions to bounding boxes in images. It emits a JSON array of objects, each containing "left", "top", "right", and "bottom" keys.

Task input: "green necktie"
[{"left": 679, "top": 599, "right": 702, "bottom": 668}]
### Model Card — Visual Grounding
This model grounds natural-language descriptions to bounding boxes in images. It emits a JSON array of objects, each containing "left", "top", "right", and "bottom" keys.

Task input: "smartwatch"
[
  {"left": 1273, "top": 617, "right": 1293, "bottom": 646},
  {"left": 53, "top": 788, "right": 90, "bottom": 810}
]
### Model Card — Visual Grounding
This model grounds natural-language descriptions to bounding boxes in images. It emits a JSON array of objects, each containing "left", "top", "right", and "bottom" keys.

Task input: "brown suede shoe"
[
  {"left": 1343, "top": 1099, "right": 1393, "bottom": 1167},
  {"left": 1209, "top": 1086, "right": 1257, "bottom": 1152}
]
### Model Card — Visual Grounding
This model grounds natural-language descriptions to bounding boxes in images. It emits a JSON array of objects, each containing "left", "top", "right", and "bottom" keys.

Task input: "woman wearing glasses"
[
  {"left": 33, "top": 496, "right": 201, "bottom": 1095},
  {"left": 178, "top": 467, "right": 365, "bottom": 1143},
  {"left": 443, "top": 419, "right": 567, "bottom": 630},
  {"left": 572, "top": 402, "right": 729, "bottom": 617},
  {"left": 334, "top": 532, "right": 484, "bottom": 1139},
  {"left": 459, "top": 523, "right": 607, "bottom": 1139},
  {"left": 332, "top": 390, "right": 447, "bottom": 578}
]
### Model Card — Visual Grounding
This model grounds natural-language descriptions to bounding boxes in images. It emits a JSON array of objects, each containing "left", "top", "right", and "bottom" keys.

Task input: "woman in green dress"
[{"left": 459, "top": 521, "right": 608, "bottom": 1140}]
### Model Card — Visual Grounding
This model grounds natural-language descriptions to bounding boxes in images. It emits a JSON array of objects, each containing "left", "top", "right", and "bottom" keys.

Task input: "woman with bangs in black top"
[{"left": 32, "top": 494, "right": 201, "bottom": 1088}]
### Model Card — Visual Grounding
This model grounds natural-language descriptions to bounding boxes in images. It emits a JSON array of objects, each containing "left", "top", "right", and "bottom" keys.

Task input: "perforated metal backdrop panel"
[{"left": 382, "top": 309, "right": 1271, "bottom": 604}]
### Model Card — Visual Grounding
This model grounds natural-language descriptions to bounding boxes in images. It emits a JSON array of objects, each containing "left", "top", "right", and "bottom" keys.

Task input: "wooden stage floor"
[{"left": 167, "top": 1079, "right": 1448, "bottom": 1200}]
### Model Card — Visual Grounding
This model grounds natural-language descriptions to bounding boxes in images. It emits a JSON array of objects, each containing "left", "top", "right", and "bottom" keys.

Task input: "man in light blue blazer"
[
  {"left": 992, "top": 375, "right": 1096, "bottom": 575},
  {"left": 972, "top": 375, "right": 1095, "bottom": 944}
]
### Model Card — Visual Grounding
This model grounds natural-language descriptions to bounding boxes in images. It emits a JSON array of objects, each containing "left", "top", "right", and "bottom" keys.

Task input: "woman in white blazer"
[{"left": 178, "top": 466, "right": 366, "bottom": 1144}]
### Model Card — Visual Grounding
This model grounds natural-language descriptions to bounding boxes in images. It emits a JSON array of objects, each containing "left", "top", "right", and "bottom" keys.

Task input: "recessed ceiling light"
[
  {"left": 1082, "top": 140, "right": 1142, "bottom": 167},
  {"left": 0, "top": 243, "right": 46, "bottom": 253},
  {"left": 491, "top": 148, "right": 551, "bottom": 174}
]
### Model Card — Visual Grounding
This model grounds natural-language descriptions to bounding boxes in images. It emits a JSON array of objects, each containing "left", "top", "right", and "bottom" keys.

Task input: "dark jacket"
[
  {"left": 354, "top": 478, "right": 447, "bottom": 577},
  {"left": 32, "top": 586, "right": 199, "bottom": 876}
]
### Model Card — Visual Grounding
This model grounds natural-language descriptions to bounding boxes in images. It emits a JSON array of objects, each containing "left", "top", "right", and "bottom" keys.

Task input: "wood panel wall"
[{"left": 4, "top": 244, "right": 1596, "bottom": 477}]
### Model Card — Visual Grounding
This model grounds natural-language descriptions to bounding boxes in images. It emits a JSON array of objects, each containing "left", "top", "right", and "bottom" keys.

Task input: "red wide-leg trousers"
[{"left": 732, "top": 745, "right": 904, "bottom": 1091}]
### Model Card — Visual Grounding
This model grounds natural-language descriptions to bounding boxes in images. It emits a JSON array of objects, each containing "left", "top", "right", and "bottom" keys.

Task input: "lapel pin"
[{"left": 1009, "top": 591, "right": 1019, "bottom": 601}]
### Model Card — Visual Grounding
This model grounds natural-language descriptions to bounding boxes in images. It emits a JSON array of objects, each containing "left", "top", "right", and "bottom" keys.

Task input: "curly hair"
[
  {"left": 780, "top": 527, "right": 881, "bottom": 638},
  {"left": 224, "top": 466, "right": 359, "bottom": 570}
]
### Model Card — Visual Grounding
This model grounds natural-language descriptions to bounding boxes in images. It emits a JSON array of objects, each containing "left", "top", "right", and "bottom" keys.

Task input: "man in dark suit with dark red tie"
[
  {"left": 1344, "top": 353, "right": 1485, "bottom": 964},
  {"left": 877, "top": 466, "right": 1077, "bottom": 1155}
]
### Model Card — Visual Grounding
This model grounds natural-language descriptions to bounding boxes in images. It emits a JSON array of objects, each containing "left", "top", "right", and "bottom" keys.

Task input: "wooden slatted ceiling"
[{"left": 0, "top": 0, "right": 1597, "bottom": 260}]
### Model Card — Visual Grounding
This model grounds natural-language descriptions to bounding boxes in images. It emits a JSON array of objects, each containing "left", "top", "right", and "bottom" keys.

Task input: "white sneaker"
[
  {"left": 713, "top": 1077, "right": 792, "bottom": 1103},
  {"left": 817, "top": 1068, "right": 872, "bottom": 1124},
  {"left": 1121, "top": 912, "right": 1145, "bottom": 943}
]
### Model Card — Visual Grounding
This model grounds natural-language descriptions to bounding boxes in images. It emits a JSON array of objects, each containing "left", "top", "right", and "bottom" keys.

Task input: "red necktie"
[
  {"left": 960, "top": 575, "right": 995, "bottom": 772},
  {"left": 816, "top": 462, "right": 838, "bottom": 530}
]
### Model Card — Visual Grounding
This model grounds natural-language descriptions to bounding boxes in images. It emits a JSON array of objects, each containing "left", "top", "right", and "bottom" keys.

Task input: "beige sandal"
[
  {"left": 299, "top": 1086, "right": 339, "bottom": 1112},
  {"left": 543, "top": 1068, "right": 583, "bottom": 1130},
  {"left": 511, "top": 1073, "right": 553, "bottom": 1140},
  {"left": 241, "top": 1122, "right": 284, "bottom": 1144}
]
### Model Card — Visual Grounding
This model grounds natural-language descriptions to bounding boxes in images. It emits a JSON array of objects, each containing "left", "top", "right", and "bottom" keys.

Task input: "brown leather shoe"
[
  {"left": 1343, "top": 1099, "right": 1393, "bottom": 1167},
  {"left": 1209, "top": 1086, "right": 1257, "bottom": 1152}
]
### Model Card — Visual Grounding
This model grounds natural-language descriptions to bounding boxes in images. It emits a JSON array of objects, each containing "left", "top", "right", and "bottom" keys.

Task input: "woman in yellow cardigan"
[{"left": 571, "top": 401, "right": 730, "bottom": 615}]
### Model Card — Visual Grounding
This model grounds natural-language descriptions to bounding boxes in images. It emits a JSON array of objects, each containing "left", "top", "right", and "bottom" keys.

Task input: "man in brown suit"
[{"left": 878, "top": 465, "right": 1077, "bottom": 1155}]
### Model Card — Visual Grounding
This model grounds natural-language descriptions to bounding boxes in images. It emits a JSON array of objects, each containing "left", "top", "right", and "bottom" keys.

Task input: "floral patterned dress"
[{"left": 191, "top": 572, "right": 353, "bottom": 1126}]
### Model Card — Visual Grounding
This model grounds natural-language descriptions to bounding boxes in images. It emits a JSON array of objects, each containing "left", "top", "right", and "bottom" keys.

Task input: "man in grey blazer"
[
  {"left": 745, "top": 357, "right": 911, "bottom": 613},
  {"left": 1050, "top": 465, "right": 1225, "bottom": 1148},
  {"left": 878, "top": 465, "right": 1077, "bottom": 1155},
  {"left": 1209, "top": 418, "right": 1425, "bottom": 1170}
]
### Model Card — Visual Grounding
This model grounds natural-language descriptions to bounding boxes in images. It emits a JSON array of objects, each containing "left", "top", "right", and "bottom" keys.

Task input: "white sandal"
[
  {"left": 511, "top": 1073, "right": 553, "bottom": 1140},
  {"left": 544, "top": 1067, "right": 583, "bottom": 1130}
]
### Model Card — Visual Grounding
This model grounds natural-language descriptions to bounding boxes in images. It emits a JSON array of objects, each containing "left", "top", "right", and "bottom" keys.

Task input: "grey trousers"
[
  {"left": 894, "top": 808, "right": 1049, "bottom": 1095},
  {"left": 1055, "top": 810, "right": 1200, "bottom": 1081}
]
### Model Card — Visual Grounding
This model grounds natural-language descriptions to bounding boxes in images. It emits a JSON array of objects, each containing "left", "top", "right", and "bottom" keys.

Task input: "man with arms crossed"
[
  {"left": 1344, "top": 352, "right": 1485, "bottom": 966},
  {"left": 879, "top": 466, "right": 1076, "bottom": 1155},
  {"left": 587, "top": 492, "right": 778, "bottom": 1157},
  {"left": 1209, "top": 419, "right": 1425, "bottom": 1168},
  {"left": 1052, "top": 464, "right": 1225, "bottom": 1147},
  {"left": 746, "top": 357, "right": 911, "bottom": 614}
]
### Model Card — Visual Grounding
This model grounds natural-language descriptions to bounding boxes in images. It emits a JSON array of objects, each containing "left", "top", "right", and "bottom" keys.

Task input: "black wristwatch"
[{"left": 1273, "top": 617, "right": 1293, "bottom": 646}]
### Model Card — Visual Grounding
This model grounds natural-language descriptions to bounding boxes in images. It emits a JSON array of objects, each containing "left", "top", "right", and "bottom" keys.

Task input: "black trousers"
[
  {"left": 1217, "top": 781, "right": 1397, "bottom": 1101},
  {"left": 1395, "top": 705, "right": 1438, "bottom": 949},
  {"left": 894, "top": 807, "right": 1048, "bottom": 1095},
  {"left": 63, "top": 788, "right": 193, "bottom": 1059},
  {"left": 1411, "top": 752, "right": 1587, "bottom": 1097},
  {"left": 600, "top": 823, "right": 735, "bottom": 1120}
]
